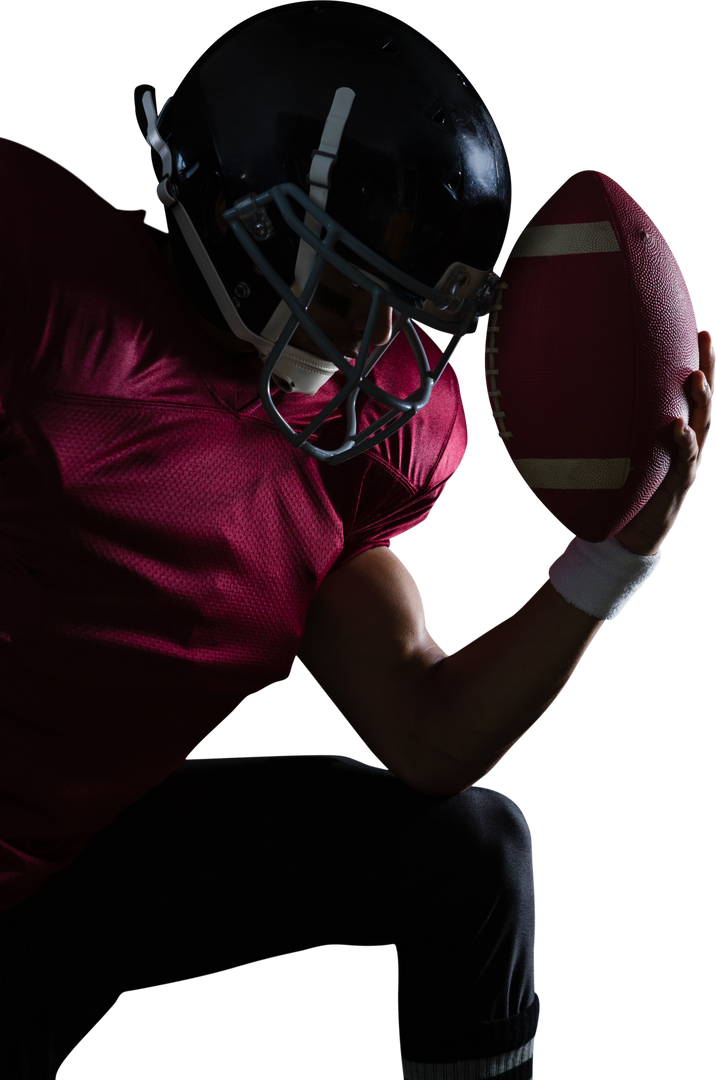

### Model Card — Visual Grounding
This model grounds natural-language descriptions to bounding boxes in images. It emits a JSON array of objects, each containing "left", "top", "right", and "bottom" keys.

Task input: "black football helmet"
[{"left": 135, "top": 1, "right": 510, "bottom": 463}]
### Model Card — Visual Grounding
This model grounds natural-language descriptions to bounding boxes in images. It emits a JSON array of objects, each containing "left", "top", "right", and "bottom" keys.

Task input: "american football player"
[{"left": 0, "top": 4, "right": 711, "bottom": 1079}]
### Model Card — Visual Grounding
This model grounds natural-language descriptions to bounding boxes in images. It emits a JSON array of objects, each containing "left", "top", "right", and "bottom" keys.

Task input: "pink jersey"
[{"left": 0, "top": 139, "right": 467, "bottom": 909}]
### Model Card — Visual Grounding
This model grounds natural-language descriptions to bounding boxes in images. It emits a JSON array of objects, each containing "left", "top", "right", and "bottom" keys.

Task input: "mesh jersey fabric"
[{"left": 0, "top": 138, "right": 467, "bottom": 911}]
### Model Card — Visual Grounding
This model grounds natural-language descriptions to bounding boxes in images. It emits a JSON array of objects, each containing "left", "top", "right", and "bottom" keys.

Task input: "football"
[{"left": 485, "top": 170, "right": 699, "bottom": 542}]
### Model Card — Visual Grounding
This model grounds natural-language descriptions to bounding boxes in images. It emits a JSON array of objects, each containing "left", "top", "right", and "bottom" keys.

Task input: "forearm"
[{"left": 410, "top": 582, "right": 603, "bottom": 794}]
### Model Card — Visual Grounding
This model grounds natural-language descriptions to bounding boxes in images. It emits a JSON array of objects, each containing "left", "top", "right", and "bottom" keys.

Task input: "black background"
[{"left": 4, "top": 4, "right": 712, "bottom": 1075}]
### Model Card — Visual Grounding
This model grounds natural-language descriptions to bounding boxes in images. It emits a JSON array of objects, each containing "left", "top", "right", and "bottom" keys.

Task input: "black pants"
[{"left": 0, "top": 756, "right": 538, "bottom": 1079}]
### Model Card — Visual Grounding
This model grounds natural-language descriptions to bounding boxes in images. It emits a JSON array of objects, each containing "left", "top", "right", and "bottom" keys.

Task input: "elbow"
[{"left": 390, "top": 746, "right": 498, "bottom": 798}]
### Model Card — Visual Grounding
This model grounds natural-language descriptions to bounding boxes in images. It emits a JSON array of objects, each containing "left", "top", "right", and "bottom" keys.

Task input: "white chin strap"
[
  {"left": 260, "top": 86, "right": 356, "bottom": 394},
  {"left": 143, "top": 87, "right": 355, "bottom": 396}
]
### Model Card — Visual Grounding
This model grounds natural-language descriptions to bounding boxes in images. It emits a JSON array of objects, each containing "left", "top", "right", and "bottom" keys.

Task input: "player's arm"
[
  {"left": 299, "top": 332, "right": 713, "bottom": 796},
  {"left": 299, "top": 546, "right": 603, "bottom": 795}
]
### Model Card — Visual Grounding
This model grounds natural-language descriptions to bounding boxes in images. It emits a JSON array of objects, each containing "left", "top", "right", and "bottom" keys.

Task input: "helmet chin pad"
[{"left": 271, "top": 343, "right": 338, "bottom": 395}]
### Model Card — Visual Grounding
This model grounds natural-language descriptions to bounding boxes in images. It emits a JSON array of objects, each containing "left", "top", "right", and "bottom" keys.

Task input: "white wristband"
[{"left": 549, "top": 536, "right": 660, "bottom": 620}]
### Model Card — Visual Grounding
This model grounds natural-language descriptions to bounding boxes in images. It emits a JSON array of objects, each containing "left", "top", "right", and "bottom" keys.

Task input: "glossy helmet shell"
[{"left": 151, "top": 1, "right": 511, "bottom": 333}]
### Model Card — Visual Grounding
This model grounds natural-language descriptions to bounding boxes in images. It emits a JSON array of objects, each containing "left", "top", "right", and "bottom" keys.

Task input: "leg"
[
  {"left": 392, "top": 783, "right": 537, "bottom": 1079},
  {"left": 0, "top": 756, "right": 536, "bottom": 1078}
]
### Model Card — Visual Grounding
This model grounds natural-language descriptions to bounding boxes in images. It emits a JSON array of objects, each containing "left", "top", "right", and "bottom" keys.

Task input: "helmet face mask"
[{"left": 135, "top": 1, "right": 510, "bottom": 463}]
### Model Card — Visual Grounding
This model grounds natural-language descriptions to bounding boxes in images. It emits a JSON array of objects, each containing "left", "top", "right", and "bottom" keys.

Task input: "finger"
[
  {"left": 673, "top": 421, "right": 704, "bottom": 494},
  {"left": 694, "top": 369, "right": 712, "bottom": 400},
  {"left": 664, "top": 333, "right": 712, "bottom": 492},
  {"left": 697, "top": 329, "right": 715, "bottom": 391},
  {"left": 640, "top": 334, "right": 713, "bottom": 527},
  {"left": 682, "top": 375, "right": 712, "bottom": 468},
  {"left": 674, "top": 416, "right": 699, "bottom": 449},
  {"left": 687, "top": 331, "right": 713, "bottom": 452}
]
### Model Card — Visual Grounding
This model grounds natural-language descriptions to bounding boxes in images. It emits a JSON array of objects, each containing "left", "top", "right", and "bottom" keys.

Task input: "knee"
[
  {"left": 464, "top": 786, "right": 532, "bottom": 856},
  {"left": 423, "top": 786, "right": 533, "bottom": 893}
]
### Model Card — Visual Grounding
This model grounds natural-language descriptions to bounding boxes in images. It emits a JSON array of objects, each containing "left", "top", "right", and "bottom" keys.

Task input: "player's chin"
[
  {"left": 291, "top": 332, "right": 358, "bottom": 363},
  {"left": 309, "top": 346, "right": 358, "bottom": 365}
]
